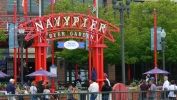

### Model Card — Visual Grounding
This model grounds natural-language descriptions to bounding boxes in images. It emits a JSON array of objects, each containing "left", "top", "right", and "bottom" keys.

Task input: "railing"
[{"left": 0, "top": 90, "right": 177, "bottom": 100}]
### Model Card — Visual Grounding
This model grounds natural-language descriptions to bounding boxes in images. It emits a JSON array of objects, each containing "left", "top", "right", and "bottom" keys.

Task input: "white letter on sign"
[
  {"left": 35, "top": 21, "right": 44, "bottom": 31},
  {"left": 90, "top": 19, "right": 97, "bottom": 31},
  {"left": 99, "top": 23, "right": 106, "bottom": 33},
  {"left": 54, "top": 17, "right": 60, "bottom": 26},
  {"left": 46, "top": 19, "right": 53, "bottom": 28},
  {"left": 73, "top": 17, "right": 79, "bottom": 26},
  {"left": 64, "top": 16, "right": 70, "bottom": 26}
]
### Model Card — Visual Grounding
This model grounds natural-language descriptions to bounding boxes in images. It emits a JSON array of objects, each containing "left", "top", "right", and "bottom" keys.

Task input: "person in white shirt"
[
  {"left": 161, "top": 76, "right": 170, "bottom": 99},
  {"left": 145, "top": 74, "right": 150, "bottom": 82},
  {"left": 88, "top": 79, "right": 99, "bottom": 100},
  {"left": 168, "top": 80, "right": 177, "bottom": 100},
  {"left": 30, "top": 81, "right": 37, "bottom": 100},
  {"left": 104, "top": 73, "right": 111, "bottom": 86},
  {"left": 43, "top": 85, "right": 53, "bottom": 100}
]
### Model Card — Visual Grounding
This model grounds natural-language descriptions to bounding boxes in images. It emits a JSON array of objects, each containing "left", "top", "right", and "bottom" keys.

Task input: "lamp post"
[
  {"left": 160, "top": 29, "right": 166, "bottom": 71},
  {"left": 18, "top": 28, "right": 25, "bottom": 84},
  {"left": 112, "top": 0, "right": 130, "bottom": 84}
]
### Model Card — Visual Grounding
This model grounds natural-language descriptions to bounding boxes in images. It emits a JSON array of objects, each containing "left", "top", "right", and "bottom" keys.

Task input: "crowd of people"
[
  {"left": 6, "top": 79, "right": 55, "bottom": 100},
  {"left": 5, "top": 67, "right": 112, "bottom": 100},
  {"left": 139, "top": 75, "right": 177, "bottom": 100}
]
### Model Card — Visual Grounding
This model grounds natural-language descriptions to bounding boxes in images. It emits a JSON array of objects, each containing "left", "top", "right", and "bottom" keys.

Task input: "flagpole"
[
  {"left": 39, "top": 0, "right": 41, "bottom": 17},
  {"left": 96, "top": 0, "right": 98, "bottom": 18}
]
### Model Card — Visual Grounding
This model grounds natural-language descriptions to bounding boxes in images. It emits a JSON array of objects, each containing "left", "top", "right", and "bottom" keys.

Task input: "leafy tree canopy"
[
  {"left": 0, "top": 30, "right": 8, "bottom": 59},
  {"left": 46, "top": 0, "right": 177, "bottom": 66}
]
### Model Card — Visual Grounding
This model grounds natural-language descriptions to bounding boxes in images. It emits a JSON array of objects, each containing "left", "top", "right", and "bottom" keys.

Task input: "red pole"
[
  {"left": 25, "top": 0, "right": 28, "bottom": 67},
  {"left": 14, "top": 1, "right": 17, "bottom": 82},
  {"left": 51, "top": 41, "right": 55, "bottom": 89},
  {"left": 18, "top": 48, "right": 20, "bottom": 75},
  {"left": 88, "top": 7, "right": 92, "bottom": 80},
  {"left": 75, "top": 63, "right": 78, "bottom": 78},
  {"left": 51, "top": 0, "right": 55, "bottom": 89},
  {"left": 154, "top": 9, "right": 157, "bottom": 79},
  {"left": 154, "top": 9, "right": 157, "bottom": 68},
  {"left": 128, "top": 64, "right": 130, "bottom": 84}
]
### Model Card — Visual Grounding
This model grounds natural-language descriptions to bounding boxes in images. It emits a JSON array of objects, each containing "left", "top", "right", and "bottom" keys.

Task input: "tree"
[
  {"left": 46, "top": 0, "right": 177, "bottom": 67},
  {"left": 124, "top": 0, "right": 177, "bottom": 66},
  {"left": 0, "top": 30, "right": 8, "bottom": 59}
]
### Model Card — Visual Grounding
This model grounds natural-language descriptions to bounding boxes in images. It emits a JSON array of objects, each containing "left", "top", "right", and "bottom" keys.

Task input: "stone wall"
[
  {"left": 56, "top": 57, "right": 66, "bottom": 84},
  {"left": 108, "top": 65, "right": 116, "bottom": 81}
]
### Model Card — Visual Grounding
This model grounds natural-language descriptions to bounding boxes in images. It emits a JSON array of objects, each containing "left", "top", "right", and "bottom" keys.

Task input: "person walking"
[
  {"left": 101, "top": 80, "right": 112, "bottom": 100},
  {"left": 37, "top": 80, "right": 45, "bottom": 100},
  {"left": 74, "top": 72, "right": 84, "bottom": 86},
  {"left": 30, "top": 81, "right": 37, "bottom": 100},
  {"left": 161, "top": 76, "right": 170, "bottom": 99},
  {"left": 91, "top": 67, "right": 97, "bottom": 80},
  {"left": 104, "top": 73, "right": 110, "bottom": 86},
  {"left": 67, "top": 84, "right": 76, "bottom": 100},
  {"left": 145, "top": 74, "right": 150, "bottom": 83},
  {"left": 6, "top": 79, "right": 21, "bottom": 100},
  {"left": 88, "top": 79, "right": 99, "bottom": 100},
  {"left": 148, "top": 80, "right": 156, "bottom": 100},
  {"left": 23, "top": 60, "right": 29, "bottom": 82},
  {"left": 43, "top": 85, "right": 54, "bottom": 100},
  {"left": 168, "top": 80, "right": 177, "bottom": 100},
  {"left": 139, "top": 80, "right": 149, "bottom": 100}
]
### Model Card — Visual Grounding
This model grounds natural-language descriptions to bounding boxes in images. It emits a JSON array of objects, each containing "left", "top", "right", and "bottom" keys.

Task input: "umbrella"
[
  {"left": 0, "top": 71, "right": 9, "bottom": 77},
  {"left": 143, "top": 67, "right": 170, "bottom": 74},
  {"left": 26, "top": 68, "right": 57, "bottom": 77},
  {"left": 143, "top": 67, "right": 170, "bottom": 84}
]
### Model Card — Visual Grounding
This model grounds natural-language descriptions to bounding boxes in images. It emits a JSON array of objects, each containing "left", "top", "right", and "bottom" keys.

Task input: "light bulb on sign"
[{"left": 160, "top": 29, "right": 166, "bottom": 38}]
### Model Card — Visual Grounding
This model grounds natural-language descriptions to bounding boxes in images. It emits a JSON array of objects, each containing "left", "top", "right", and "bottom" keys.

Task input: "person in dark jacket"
[
  {"left": 139, "top": 80, "right": 149, "bottom": 100},
  {"left": 37, "top": 80, "right": 45, "bottom": 100},
  {"left": 91, "top": 67, "right": 97, "bottom": 80},
  {"left": 23, "top": 60, "right": 29, "bottom": 82},
  {"left": 101, "top": 80, "right": 112, "bottom": 100},
  {"left": 6, "top": 79, "right": 16, "bottom": 94}
]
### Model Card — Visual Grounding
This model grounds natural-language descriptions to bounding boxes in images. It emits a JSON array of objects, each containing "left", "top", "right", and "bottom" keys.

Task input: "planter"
[
  {"left": 23, "top": 96, "right": 30, "bottom": 100},
  {"left": 0, "top": 97, "right": 7, "bottom": 100},
  {"left": 59, "top": 96, "right": 67, "bottom": 100}
]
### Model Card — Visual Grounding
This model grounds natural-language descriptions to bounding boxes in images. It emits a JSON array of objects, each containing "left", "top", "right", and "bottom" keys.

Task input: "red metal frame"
[{"left": 1, "top": 12, "right": 119, "bottom": 88}]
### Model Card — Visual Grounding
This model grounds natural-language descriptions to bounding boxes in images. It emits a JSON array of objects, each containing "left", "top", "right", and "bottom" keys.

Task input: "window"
[{"left": 7, "top": 0, "right": 50, "bottom": 15}]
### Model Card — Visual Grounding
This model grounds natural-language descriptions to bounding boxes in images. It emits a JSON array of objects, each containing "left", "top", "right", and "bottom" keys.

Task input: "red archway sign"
[{"left": 18, "top": 13, "right": 119, "bottom": 89}]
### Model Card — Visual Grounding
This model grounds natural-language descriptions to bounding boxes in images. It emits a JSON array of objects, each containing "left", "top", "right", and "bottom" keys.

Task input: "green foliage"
[
  {"left": 0, "top": 30, "right": 7, "bottom": 41},
  {"left": 0, "top": 30, "right": 7, "bottom": 59},
  {"left": 47, "top": 0, "right": 177, "bottom": 66}
]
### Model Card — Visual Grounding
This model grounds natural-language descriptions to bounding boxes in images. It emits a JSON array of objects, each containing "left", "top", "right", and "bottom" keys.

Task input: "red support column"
[
  {"left": 128, "top": 64, "right": 130, "bottom": 84},
  {"left": 42, "top": 47, "right": 47, "bottom": 81},
  {"left": 14, "top": 1, "right": 17, "bottom": 82},
  {"left": 88, "top": 50, "right": 92, "bottom": 80},
  {"left": 90, "top": 43, "right": 107, "bottom": 91},
  {"left": 154, "top": 9, "right": 157, "bottom": 79},
  {"left": 35, "top": 47, "right": 41, "bottom": 81},
  {"left": 18, "top": 48, "right": 20, "bottom": 75},
  {"left": 51, "top": 41, "right": 56, "bottom": 89}
]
